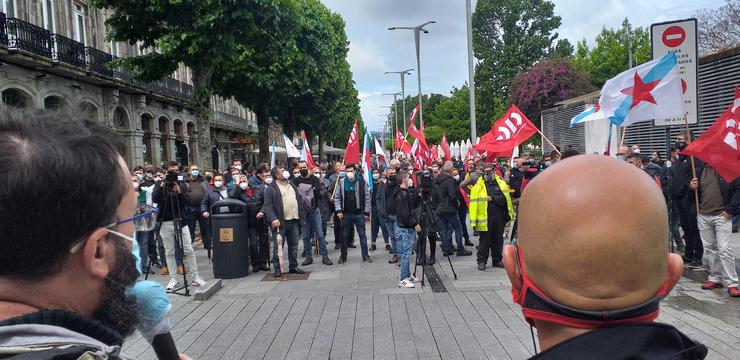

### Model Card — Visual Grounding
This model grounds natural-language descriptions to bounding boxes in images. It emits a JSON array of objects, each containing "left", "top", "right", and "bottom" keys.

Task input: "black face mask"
[
  {"left": 92, "top": 239, "right": 140, "bottom": 337},
  {"left": 300, "top": 169, "right": 309, "bottom": 178},
  {"left": 675, "top": 141, "right": 688, "bottom": 151}
]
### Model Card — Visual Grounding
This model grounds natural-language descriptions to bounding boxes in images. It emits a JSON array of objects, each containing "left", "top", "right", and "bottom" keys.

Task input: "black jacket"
[
  {"left": 228, "top": 185, "right": 264, "bottom": 226},
  {"left": 509, "top": 167, "right": 524, "bottom": 199},
  {"left": 434, "top": 173, "right": 459, "bottom": 214},
  {"left": 530, "top": 322, "right": 707, "bottom": 360},
  {"left": 152, "top": 180, "right": 189, "bottom": 221},
  {"left": 672, "top": 156, "right": 704, "bottom": 200},
  {"left": 261, "top": 180, "right": 305, "bottom": 224},
  {"left": 292, "top": 175, "right": 322, "bottom": 211},
  {"left": 395, "top": 187, "right": 420, "bottom": 228},
  {"left": 695, "top": 164, "right": 740, "bottom": 216},
  {"left": 201, "top": 186, "right": 229, "bottom": 213},
  {"left": 383, "top": 180, "right": 399, "bottom": 216}
]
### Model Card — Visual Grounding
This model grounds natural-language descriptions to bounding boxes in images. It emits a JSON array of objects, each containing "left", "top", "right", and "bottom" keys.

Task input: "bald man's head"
[{"left": 506, "top": 155, "right": 681, "bottom": 312}]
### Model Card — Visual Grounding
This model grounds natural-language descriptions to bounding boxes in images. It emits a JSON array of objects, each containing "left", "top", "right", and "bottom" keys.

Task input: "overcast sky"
[{"left": 320, "top": 0, "right": 719, "bottom": 132}]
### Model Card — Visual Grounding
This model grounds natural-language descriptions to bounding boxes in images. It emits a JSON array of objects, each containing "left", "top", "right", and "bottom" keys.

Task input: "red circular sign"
[{"left": 662, "top": 26, "right": 686, "bottom": 48}]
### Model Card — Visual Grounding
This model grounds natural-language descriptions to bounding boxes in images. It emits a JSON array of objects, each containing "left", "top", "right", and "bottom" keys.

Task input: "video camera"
[
  {"left": 164, "top": 170, "right": 183, "bottom": 185},
  {"left": 521, "top": 160, "right": 534, "bottom": 167},
  {"left": 418, "top": 169, "right": 433, "bottom": 190}
]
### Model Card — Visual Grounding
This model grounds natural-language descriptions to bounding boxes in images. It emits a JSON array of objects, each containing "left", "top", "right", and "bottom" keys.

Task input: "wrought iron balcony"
[
  {"left": 85, "top": 47, "right": 113, "bottom": 77},
  {"left": 6, "top": 17, "right": 51, "bottom": 58},
  {"left": 213, "top": 111, "right": 256, "bottom": 133},
  {"left": 51, "top": 34, "right": 85, "bottom": 68},
  {"left": 0, "top": 12, "right": 7, "bottom": 46}
]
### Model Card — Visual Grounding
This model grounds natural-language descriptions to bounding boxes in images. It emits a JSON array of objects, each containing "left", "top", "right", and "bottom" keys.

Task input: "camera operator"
[
  {"left": 395, "top": 170, "right": 421, "bottom": 288},
  {"left": 153, "top": 161, "right": 206, "bottom": 290},
  {"left": 471, "top": 162, "right": 515, "bottom": 271},
  {"left": 436, "top": 162, "right": 472, "bottom": 257},
  {"left": 417, "top": 169, "right": 443, "bottom": 264}
]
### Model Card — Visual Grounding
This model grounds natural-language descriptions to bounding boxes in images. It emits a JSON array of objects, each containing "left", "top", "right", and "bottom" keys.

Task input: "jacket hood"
[
  {"left": 531, "top": 322, "right": 707, "bottom": 360},
  {"left": 435, "top": 173, "right": 454, "bottom": 185}
]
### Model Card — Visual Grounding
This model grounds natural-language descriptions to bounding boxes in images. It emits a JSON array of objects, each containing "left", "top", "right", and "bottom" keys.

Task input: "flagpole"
[
  {"left": 619, "top": 125, "right": 628, "bottom": 149},
  {"left": 535, "top": 127, "right": 561, "bottom": 156},
  {"left": 683, "top": 114, "right": 701, "bottom": 214}
]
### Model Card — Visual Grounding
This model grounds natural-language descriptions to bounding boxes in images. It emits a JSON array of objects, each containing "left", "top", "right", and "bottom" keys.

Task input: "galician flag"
[
  {"left": 344, "top": 120, "right": 360, "bottom": 165},
  {"left": 374, "top": 138, "right": 389, "bottom": 168},
  {"left": 587, "top": 52, "right": 684, "bottom": 127},
  {"left": 283, "top": 134, "right": 301, "bottom": 158},
  {"left": 361, "top": 129, "right": 373, "bottom": 193},
  {"left": 300, "top": 130, "right": 316, "bottom": 169},
  {"left": 570, "top": 103, "right": 607, "bottom": 127}
]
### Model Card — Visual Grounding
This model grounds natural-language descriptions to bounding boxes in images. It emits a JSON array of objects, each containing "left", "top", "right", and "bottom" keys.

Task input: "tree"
[
  {"left": 472, "top": 0, "right": 561, "bottom": 124},
  {"left": 573, "top": 18, "right": 651, "bottom": 87},
  {"left": 509, "top": 58, "right": 596, "bottom": 128},
  {"left": 549, "top": 39, "right": 574, "bottom": 58},
  {"left": 694, "top": 0, "right": 740, "bottom": 54},
  {"left": 91, "top": 0, "right": 292, "bottom": 168}
]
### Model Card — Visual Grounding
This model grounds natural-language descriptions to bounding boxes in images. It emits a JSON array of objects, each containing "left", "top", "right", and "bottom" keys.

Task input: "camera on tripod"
[
  {"left": 418, "top": 169, "right": 433, "bottom": 191},
  {"left": 164, "top": 170, "right": 183, "bottom": 187}
]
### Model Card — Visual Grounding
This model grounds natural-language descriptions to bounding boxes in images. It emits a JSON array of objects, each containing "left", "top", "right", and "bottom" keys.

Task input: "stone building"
[{"left": 0, "top": 0, "right": 262, "bottom": 170}]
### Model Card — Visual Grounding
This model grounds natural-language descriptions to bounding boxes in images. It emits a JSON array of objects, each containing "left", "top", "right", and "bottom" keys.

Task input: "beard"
[{"left": 92, "top": 239, "right": 140, "bottom": 337}]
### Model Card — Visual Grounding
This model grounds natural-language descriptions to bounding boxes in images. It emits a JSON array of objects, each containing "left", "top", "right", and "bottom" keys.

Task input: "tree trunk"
[
  {"left": 256, "top": 106, "right": 270, "bottom": 163},
  {"left": 317, "top": 133, "right": 324, "bottom": 162},
  {"left": 192, "top": 65, "right": 214, "bottom": 170}
]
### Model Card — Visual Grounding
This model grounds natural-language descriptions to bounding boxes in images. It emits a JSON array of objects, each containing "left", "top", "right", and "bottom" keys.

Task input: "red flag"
[
  {"left": 394, "top": 128, "right": 405, "bottom": 151},
  {"left": 300, "top": 130, "right": 316, "bottom": 169},
  {"left": 440, "top": 133, "right": 451, "bottom": 161},
  {"left": 407, "top": 104, "right": 429, "bottom": 152},
  {"left": 344, "top": 120, "right": 360, "bottom": 165},
  {"left": 401, "top": 141, "right": 412, "bottom": 154},
  {"left": 474, "top": 105, "right": 538, "bottom": 154},
  {"left": 680, "top": 86, "right": 740, "bottom": 182}
]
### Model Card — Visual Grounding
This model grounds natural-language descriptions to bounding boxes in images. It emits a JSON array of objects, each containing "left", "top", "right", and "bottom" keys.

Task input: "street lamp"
[
  {"left": 382, "top": 92, "right": 402, "bottom": 134},
  {"left": 384, "top": 69, "right": 414, "bottom": 133},
  {"left": 465, "top": 0, "right": 477, "bottom": 141},
  {"left": 388, "top": 21, "right": 435, "bottom": 132}
]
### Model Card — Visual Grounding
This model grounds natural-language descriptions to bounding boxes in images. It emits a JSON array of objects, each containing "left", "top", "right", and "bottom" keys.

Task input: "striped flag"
[{"left": 361, "top": 129, "right": 373, "bottom": 193}]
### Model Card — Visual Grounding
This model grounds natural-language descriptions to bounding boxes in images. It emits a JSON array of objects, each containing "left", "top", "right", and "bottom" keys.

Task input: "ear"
[
  {"left": 665, "top": 253, "right": 684, "bottom": 292},
  {"left": 79, "top": 228, "right": 114, "bottom": 280},
  {"left": 503, "top": 245, "right": 523, "bottom": 292}
]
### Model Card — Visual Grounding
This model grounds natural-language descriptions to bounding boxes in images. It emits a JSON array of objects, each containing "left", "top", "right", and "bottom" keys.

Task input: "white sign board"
[{"left": 651, "top": 19, "right": 698, "bottom": 126}]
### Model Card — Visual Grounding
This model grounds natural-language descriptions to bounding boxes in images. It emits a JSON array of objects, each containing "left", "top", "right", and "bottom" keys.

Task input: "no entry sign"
[{"left": 651, "top": 19, "right": 698, "bottom": 126}]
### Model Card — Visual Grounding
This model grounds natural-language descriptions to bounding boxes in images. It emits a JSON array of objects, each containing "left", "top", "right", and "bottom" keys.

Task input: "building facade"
[{"left": 0, "top": 0, "right": 260, "bottom": 170}]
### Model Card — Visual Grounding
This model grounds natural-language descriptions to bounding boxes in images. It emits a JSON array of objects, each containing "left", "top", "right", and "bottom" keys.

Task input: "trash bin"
[{"left": 210, "top": 198, "right": 251, "bottom": 279}]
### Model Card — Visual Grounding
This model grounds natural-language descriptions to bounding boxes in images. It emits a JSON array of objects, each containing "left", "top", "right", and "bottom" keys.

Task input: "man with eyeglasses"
[
  {"left": 153, "top": 161, "right": 207, "bottom": 290},
  {"left": 0, "top": 113, "right": 193, "bottom": 359}
]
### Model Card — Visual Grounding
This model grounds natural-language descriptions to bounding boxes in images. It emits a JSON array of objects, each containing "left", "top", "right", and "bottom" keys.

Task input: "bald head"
[{"left": 515, "top": 155, "right": 670, "bottom": 311}]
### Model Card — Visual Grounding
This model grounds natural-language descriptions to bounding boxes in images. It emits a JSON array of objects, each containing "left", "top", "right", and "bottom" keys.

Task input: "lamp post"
[
  {"left": 465, "top": 0, "right": 477, "bottom": 141},
  {"left": 389, "top": 21, "right": 435, "bottom": 132},
  {"left": 382, "top": 92, "right": 402, "bottom": 133},
  {"left": 384, "top": 69, "right": 414, "bottom": 133},
  {"left": 379, "top": 105, "right": 394, "bottom": 134}
]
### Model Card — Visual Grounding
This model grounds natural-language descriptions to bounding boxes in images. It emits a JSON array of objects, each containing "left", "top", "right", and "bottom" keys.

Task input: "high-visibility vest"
[{"left": 469, "top": 175, "right": 516, "bottom": 232}]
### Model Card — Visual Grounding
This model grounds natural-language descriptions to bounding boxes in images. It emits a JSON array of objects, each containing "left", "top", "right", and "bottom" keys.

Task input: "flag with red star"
[{"left": 599, "top": 53, "right": 684, "bottom": 127}]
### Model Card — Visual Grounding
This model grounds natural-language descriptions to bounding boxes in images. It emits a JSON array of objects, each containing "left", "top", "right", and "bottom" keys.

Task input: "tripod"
[
  {"left": 412, "top": 191, "right": 457, "bottom": 288},
  {"left": 145, "top": 185, "right": 190, "bottom": 297}
]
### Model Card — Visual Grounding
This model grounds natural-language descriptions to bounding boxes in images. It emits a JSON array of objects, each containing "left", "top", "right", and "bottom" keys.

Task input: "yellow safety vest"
[{"left": 469, "top": 175, "right": 516, "bottom": 232}]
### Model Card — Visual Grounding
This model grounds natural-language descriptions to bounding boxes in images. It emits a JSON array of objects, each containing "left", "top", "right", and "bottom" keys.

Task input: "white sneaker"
[
  {"left": 166, "top": 278, "right": 179, "bottom": 291},
  {"left": 408, "top": 275, "right": 419, "bottom": 283},
  {"left": 191, "top": 276, "right": 207, "bottom": 287},
  {"left": 398, "top": 278, "right": 415, "bottom": 288}
]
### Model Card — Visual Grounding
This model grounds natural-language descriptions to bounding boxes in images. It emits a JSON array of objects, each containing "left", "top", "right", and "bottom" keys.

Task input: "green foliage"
[
  {"left": 549, "top": 39, "right": 574, "bottom": 58},
  {"left": 573, "top": 18, "right": 651, "bottom": 87},
  {"left": 472, "top": 0, "right": 561, "bottom": 124}
]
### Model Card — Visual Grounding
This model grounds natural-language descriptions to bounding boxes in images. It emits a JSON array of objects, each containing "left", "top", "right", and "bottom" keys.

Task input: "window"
[
  {"left": 110, "top": 41, "right": 118, "bottom": 56},
  {"left": 73, "top": 4, "right": 86, "bottom": 45},
  {"left": 41, "top": 0, "right": 54, "bottom": 32},
  {"left": 2, "top": 0, "right": 16, "bottom": 17}
]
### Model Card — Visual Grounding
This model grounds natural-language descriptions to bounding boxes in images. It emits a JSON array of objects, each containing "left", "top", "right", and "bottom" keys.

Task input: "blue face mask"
[
  {"left": 339, "top": 171, "right": 346, "bottom": 177},
  {"left": 191, "top": 170, "right": 200, "bottom": 177}
]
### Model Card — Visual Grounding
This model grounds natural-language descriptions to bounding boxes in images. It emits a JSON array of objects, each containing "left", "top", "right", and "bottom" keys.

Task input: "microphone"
[{"left": 130, "top": 280, "right": 179, "bottom": 360}]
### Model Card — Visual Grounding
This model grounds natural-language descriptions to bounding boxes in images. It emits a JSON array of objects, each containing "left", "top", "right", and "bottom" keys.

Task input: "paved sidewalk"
[{"left": 123, "top": 227, "right": 740, "bottom": 360}]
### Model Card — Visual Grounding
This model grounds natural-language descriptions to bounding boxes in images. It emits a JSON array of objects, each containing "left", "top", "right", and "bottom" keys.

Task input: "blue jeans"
[
  {"left": 303, "top": 208, "right": 328, "bottom": 257},
  {"left": 386, "top": 215, "right": 398, "bottom": 255},
  {"left": 439, "top": 211, "right": 463, "bottom": 252},
  {"left": 342, "top": 213, "right": 369, "bottom": 257},
  {"left": 271, "top": 219, "right": 300, "bottom": 272},
  {"left": 371, "top": 208, "right": 389, "bottom": 244},
  {"left": 397, "top": 227, "right": 416, "bottom": 280},
  {"left": 135, "top": 230, "right": 150, "bottom": 271}
]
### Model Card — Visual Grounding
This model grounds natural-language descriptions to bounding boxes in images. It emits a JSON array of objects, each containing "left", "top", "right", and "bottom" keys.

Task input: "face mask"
[
  {"left": 191, "top": 170, "right": 200, "bottom": 177},
  {"left": 137, "top": 174, "right": 144, "bottom": 181},
  {"left": 346, "top": 172, "right": 356, "bottom": 181},
  {"left": 432, "top": 166, "right": 439, "bottom": 173},
  {"left": 300, "top": 169, "right": 309, "bottom": 177},
  {"left": 205, "top": 175, "right": 213, "bottom": 182},
  {"left": 154, "top": 177, "right": 162, "bottom": 182},
  {"left": 545, "top": 161, "right": 552, "bottom": 167},
  {"left": 133, "top": 182, "right": 140, "bottom": 190},
  {"left": 282, "top": 170, "right": 291, "bottom": 180},
  {"left": 372, "top": 173, "right": 380, "bottom": 180},
  {"left": 214, "top": 181, "right": 224, "bottom": 188},
  {"left": 339, "top": 171, "right": 346, "bottom": 178},
  {"left": 239, "top": 182, "right": 249, "bottom": 190},
  {"left": 406, "top": 178, "right": 414, "bottom": 187},
  {"left": 235, "top": 165, "right": 242, "bottom": 171},
  {"left": 675, "top": 141, "right": 687, "bottom": 151},
  {"left": 264, "top": 177, "right": 273, "bottom": 184},
  {"left": 314, "top": 173, "right": 320, "bottom": 179},
  {"left": 453, "top": 175, "right": 460, "bottom": 181}
]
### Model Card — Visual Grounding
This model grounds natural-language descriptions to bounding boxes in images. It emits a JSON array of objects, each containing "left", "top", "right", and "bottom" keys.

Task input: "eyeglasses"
[{"left": 69, "top": 204, "right": 159, "bottom": 253}]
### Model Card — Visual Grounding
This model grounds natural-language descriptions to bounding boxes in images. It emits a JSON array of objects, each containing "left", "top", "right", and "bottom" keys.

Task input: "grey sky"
[{"left": 320, "top": 0, "right": 719, "bottom": 132}]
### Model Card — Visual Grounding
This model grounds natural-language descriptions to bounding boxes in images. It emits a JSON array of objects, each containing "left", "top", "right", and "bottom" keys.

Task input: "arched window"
[
  {"left": 1, "top": 88, "right": 31, "bottom": 108},
  {"left": 44, "top": 96, "right": 68, "bottom": 110}
]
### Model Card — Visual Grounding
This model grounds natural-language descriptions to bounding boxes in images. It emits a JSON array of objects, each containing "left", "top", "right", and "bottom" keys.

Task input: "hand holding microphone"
[{"left": 130, "top": 280, "right": 188, "bottom": 360}]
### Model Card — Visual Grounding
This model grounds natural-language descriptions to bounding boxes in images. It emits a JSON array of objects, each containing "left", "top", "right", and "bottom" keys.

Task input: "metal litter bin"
[{"left": 210, "top": 198, "right": 250, "bottom": 278}]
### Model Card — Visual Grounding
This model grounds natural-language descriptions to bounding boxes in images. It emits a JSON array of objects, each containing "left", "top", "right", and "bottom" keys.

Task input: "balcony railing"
[
  {"left": 6, "top": 17, "right": 51, "bottom": 57},
  {"left": 0, "top": 14, "right": 194, "bottom": 101},
  {"left": 0, "top": 12, "right": 6, "bottom": 46},
  {"left": 213, "top": 111, "right": 256, "bottom": 133},
  {"left": 51, "top": 34, "right": 85, "bottom": 68}
]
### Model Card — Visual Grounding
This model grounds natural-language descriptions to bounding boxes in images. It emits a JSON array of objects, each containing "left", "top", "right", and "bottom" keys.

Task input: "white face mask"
[
  {"left": 282, "top": 170, "right": 291, "bottom": 180},
  {"left": 239, "top": 182, "right": 249, "bottom": 190},
  {"left": 264, "top": 177, "right": 273, "bottom": 184},
  {"left": 453, "top": 175, "right": 460, "bottom": 181},
  {"left": 133, "top": 182, "right": 140, "bottom": 190},
  {"left": 214, "top": 181, "right": 224, "bottom": 188},
  {"left": 372, "top": 173, "right": 380, "bottom": 180},
  {"left": 406, "top": 178, "right": 414, "bottom": 187},
  {"left": 235, "top": 165, "right": 242, "bottom": 171},
  {"left": 346, "top": 172, "right": 355, "bottom": 181}
]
